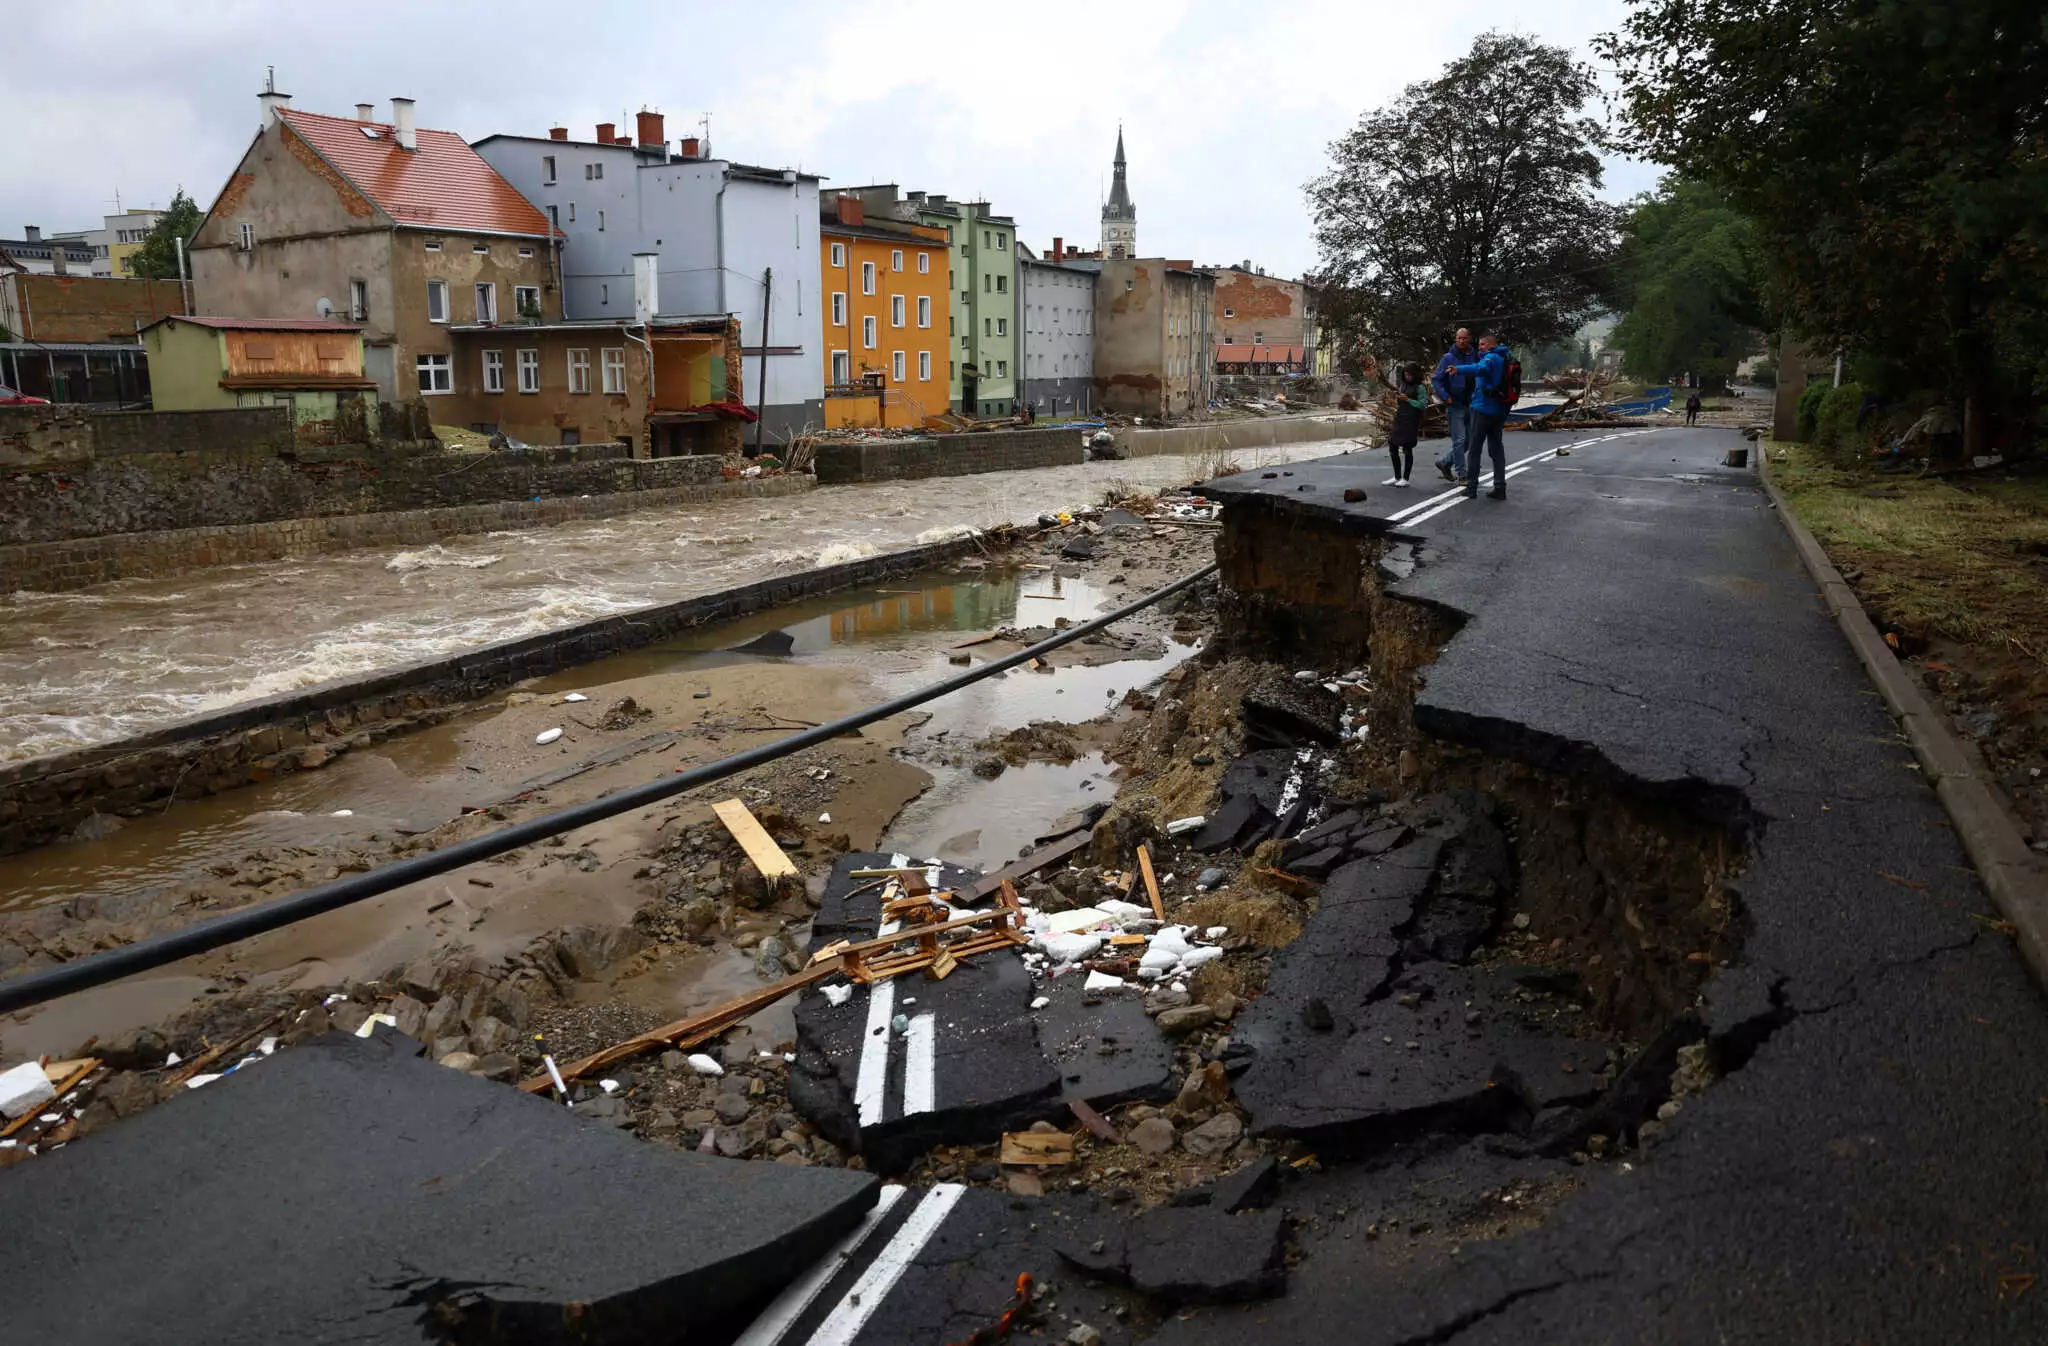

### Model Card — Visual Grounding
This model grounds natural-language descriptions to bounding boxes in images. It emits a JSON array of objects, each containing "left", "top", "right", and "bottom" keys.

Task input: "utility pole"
[{"left": 752, "top": 267, "right": 772, "bottom": 457}]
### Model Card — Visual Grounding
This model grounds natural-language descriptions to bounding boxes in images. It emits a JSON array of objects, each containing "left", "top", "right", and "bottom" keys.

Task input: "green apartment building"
[{"left": 849, "top": 188, "right": 1017, "bottom": 417}]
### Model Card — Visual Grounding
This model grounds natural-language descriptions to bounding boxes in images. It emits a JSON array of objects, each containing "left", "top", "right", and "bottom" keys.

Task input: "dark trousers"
[
  {"left": 1387, "top": 440, "right": 1413, "bottom": 479},
  {"left": 1463, "top": 411, "right": 1507, "bottom": 493}
]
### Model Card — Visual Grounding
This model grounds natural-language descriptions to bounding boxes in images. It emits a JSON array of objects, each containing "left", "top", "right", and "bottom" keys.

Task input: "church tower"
[{"left": 1100, "top": 127, "right": 1136, "bottom": 259}]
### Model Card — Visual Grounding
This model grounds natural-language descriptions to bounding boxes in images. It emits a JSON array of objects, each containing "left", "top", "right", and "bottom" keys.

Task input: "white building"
[
  {"left": 475, "top": 113, "right": 823, "bottom": 442},
  {"left": 1, "top": 226, "right": 95, "bottom": 275},
  {"left": 1018, "top": 244, "right": 1096, "bottom": 418}
]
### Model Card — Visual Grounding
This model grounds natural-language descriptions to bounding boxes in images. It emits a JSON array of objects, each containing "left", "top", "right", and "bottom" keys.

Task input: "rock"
[
  {"left": 473, "top": 1052, "right": 520, "bottom": 1083},
  {"left": 1067, "top": 1326, "right": 1104, "bottom": 1346},
  {"left": 973, "top": 756, "right": 1008, "bottom": 779},
  {"left": 1130, "top": 1116, "right": 1177, "bottom": 1156},
  {"left": 661, "top": 1050, "right": 688, "bottom": 1075},
  {"left": 1196, "top": 867, "right": 1228, "bottom": 891},
  {"left": 1144, "top": 984, "right": 1192, "bottom": 1016},
  {"left": 68, "top": 811, "right": 126, "bottom": 843},
  {"left": 1181, "top": 1112, "right": 1244, "bottom": 1159},
  {"left": 93, "top": 1027, "right": 169, "bottom": 1072},
  {"left": 1006, "top": 1170, "right": 1045, "bottom": 1196},
  {"left": 466, "top": 1015, "right": 514, "bottom": 1057},
  {"left": 1301, "top": 997, "right": 1335, "bottom": 1032},
  {"left": 1192, "top": 753, "right": 1215, "bottom": 767},
  {"left": 1062, "top": 535, "right": 1101, "bottom": 560},
  {"left": 572, "top": 1094, "right": 632, "bottom": 1127},
  {"left": 1212, "top": 993, "right": 1239, "bottom": 1021},
  {"left": 438, "top": 1051, "right": 481, "bottom": 1073},
  {"left": 386, "top": 994, "right": 429, "bottom": 1041},
  {"left": 329, "top": 1002, "right": 370, "bottom": 1036},
  {"left": 715, "top": 1093, "right": 754, "bottom": 1126},
  {"left": 1211, "top": 1156, "right": 1280, "bottom": 1212},
  {"left": 1157, "top": 1005, "right": 1217, "bottom": 1037},
  {"left": 677, "top": 897, "right": 719, "bottom": 940}
]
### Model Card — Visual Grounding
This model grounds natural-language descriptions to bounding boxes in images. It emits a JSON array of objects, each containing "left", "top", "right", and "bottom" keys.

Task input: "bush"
[
  {"left": 1812, "top": 382, "right": 1871, "bottom": 465},
  {"left": 1747, "top": 358, "right": 1776, "bottom": 388},
  {"left": 1796, "top": 380, "right": 1829, "bottom": 439}
]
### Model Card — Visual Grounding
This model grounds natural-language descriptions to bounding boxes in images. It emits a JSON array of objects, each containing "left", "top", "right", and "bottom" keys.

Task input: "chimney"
[
  {"left": 391, "top": 97, "right": 417, "bottom": 151},
  {"left": 258, "top": 87, "right": 293, "bottom": 127},
  {"left": 356, "top": 103, "right": 374, "bottom": 122},
  {"left": 1052, "top": 236, "right": 1063, "bottom": 262},
  {"left": 596, "top": 122, "right": 616, "bottom": 144},
  {"left": 636, "top": 110, "right": 664, "bottom": 148},
  {"left": 549, "top": 126, "right": 569, "bottom": 141},
  {"left": 615, "top": 135, "right": 633, "bottom": 146},
  {"left": 678, "top": 136, "right": 700, "bottom": 159},
  {"left": 632, "top": 252, "right": 659, "bottom": 327},
  {"left": 836, "top": 196, "right": 864, "bottom": 226},
  {"left": 50, "top": 240, "right": 68, "bottom": 276},
  {"left": 23, "top": 226, "right": 40, "bottom": 243}
]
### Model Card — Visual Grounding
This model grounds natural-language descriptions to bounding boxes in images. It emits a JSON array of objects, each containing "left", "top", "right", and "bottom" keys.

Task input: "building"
[
  {"left": 474, "top": 114, "right": 823, "bottom": 444},
  {"left": 188, "top": 86, "right": 564, "bottom": 405},
  {"left": 817, "top": 195, "right": 951, "bottom": 430},
  {"left": 1018, "top": 241, "right": 1095, "bottom": 418},
  {"left": 0, "top": 268, "right": 185, "bottom": 404},
  {"left": 845, "top": 187, "right": 1018, "bottom": 418},
  {"left": 1204, "top": 263, "right": 1311, "bottom": 351},
  {"left": 141, "top": 314, "right": 377, "bottom": 441},
  {"left": 0, "top": 227, "right": 96, "bottom": 276},
  {"left": 1100, "top": 129, "right": 1137, "bottom": 259},
  {"left": 1091, "top": 258, "right": 1214, "bottom": 419},
  {"left": 83, "top": 209, "right": 165, "bottom": 277},
  {"left": 1214, "top": 343, "right": 1308, "bottom": 376}
]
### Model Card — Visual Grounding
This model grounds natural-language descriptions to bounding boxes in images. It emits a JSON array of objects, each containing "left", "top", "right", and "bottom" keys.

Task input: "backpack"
[{"left": 1498, "top": 355, "right": 1523, "bottom": 407}]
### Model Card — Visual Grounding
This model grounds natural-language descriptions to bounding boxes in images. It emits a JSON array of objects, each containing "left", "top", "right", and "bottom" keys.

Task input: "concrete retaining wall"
[
  {"left": 812, "top": 427, "right": 1082, "bottom": 483},
  {"left": 0, "top": 472, "right": 810, "bottom": 593},
  {"left": 1120, "top": 414, "right": 1370, "bottom": 460},
  {"left": 0, "top": 523, "right": 1017, "bottom": 856}
]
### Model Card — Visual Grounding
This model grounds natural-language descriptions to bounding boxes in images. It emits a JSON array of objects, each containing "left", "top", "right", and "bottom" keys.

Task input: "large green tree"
[
  {"left": 1307, "top": 31, "right": 1622, "bottom": 367},
  {"left": 1600, "top": 1, "right": 2048, "bottom": 419},
  {"left": 127, "top": 190, "right": 202, "bottom": 281},
  {"left": 1610, "top": 178, "right": 1762, "bottom": 389}
]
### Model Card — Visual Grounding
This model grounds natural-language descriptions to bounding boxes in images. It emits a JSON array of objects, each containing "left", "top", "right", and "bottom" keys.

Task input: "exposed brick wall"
[
  {"left": 0, "top": 469, "right": 799, "bottom": 593},
  {"left": 813, "top": 427, "right": 1082, "bottom": 483}
]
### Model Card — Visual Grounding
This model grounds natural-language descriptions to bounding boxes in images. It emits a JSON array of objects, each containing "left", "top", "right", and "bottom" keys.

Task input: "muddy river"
[{"left": 0, "top": 436, "right": 1358, "bottom": 762}]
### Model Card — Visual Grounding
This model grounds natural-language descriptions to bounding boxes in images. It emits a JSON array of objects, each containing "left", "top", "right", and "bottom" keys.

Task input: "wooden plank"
[
  {"left": 926, "top": 948, "right": 959, "bottom": 980},
  {"left": 1137, "top": 843, "right": 1165, "bottom": 921},
  {"left": 950, "top": 631, "right": 1003, "bottom": 649},
  {"left": 808, "top": 938, "right": 851, "bottom": 966},
  {"left": 712, "top": 798, "right": 798, "bottom": 880},
  {"left": 963, "top": 832, "right": 1093, "bottom": 901},
  {"left": 1069, "top": 1098, "right": 1121, "bottom": 1143},
  {"left": 1000, "top": 1131, "right": 1076, "bottom": 1166},
  {"left": 1110, "top": 933, "right": 1148, "bottom": 948},
  {"left": 0, "top": 1059, "right": 100, "bottom": 1140}
]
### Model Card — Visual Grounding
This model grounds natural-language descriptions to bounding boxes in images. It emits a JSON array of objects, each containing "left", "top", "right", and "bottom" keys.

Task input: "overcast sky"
[{"left": 6, "top": 0, "right": 1657, "bottom": 277}]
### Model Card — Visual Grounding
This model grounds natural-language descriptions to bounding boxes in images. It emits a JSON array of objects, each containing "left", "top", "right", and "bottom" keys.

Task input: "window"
[
  {"left": 548, "top": 204, "right": 559, "bottom": 228},
  {"left": 916, "top": 295, "right": 931, "bottom": 327},
  {"left": 416, "top": 353, "right": 452, "bottom": 394},
  {"left": 891, "top": 295, "right": 905, "bottom": 327},
  {"left": 996, "top": 234, "right": 1007, "bottom": 251},
  {"left": 996, "top": 359, "right": 1008, "bottom": 377},
  {"left": 517, "top": 348, "right": 539, "bottom": 393},
  {"left": 983, "top": 230, "right": 991, "bottom": 247},
  {"left": 568, "top": 348, "right": 591, "bottom": 393},
  {"left": 984, "top": 275, "right": 992, "bottom": 293},
  {"left": 601, "top": 282, "right": 609, "bottom": 305},
  {"left": 474, "top": 283, "right": 497, "bottom": 323},
  {"left": 425, "top": 239, "right": 443, "bottom": 252},
  {"left": 348, "top": 279, "right": 368, "bottom": 321},
  {"left": 831, "top": 292, "right": 847, "bottom": 326},
  {"left": 950, "top": 361, "right": 956, "bottom": 379},
  {"left": 996, "top": 317, "right": 1007, "bottom": 336},
  {"left": 426, "top": 280, "right": 448, "bottom": 323},
  {"left": 917, "top": 252, "right": 929, "bottom": 274},
  {"left": 891, "top": 249, "right": 903, "bottom": 272},
  {"left": 518, "top": 246, "right": 534, "bottom": 258},
  {"left": 862, "top": 315, "right": 877, "bottom": 349},
  {"left": 568, "top": 203, "right": 576, "bottom": 222},
  {"left": 918, "top": 350, "right": 932, "bottom": 380},
  {"left": 892, "top": 350, "right": 906, "bottom": 381},
  {"left": 983, "top": 318, "right": 991, "bottom": 337},
  {"left": 861, "top": 261, "right": 876, "bottom": 295},
  {"left": 482, "top": 350, "right": 505, "bottom": 393},
  {"left": 601, "top": 347, "right": 626, "bottom": 394},
  {"left": 585, "top": 162, "right": 604, "bottom": 180},
  {"left": 473, "top": 242, "right": 489, "bottom": 255},
  {"left": 237, "top": 222, "right": 255, "bottom": 251},
  {"left": 543, "top": 155, "right": 557, "bottom": 184},
  {"left": 831, "top": 350, "right": 851, "bottom": 383},
  {"left": 597, "top": 209, "right": 605, "bottom": 231},
  {"left": 1222, "top": 307, "right": 1235, "bottom": 319},
  {"left": 514, "top": 285, "right": 541, "bottom": 320},
  {"left": 1254, "top": 331, "right": 1264, "bottom": 344}
]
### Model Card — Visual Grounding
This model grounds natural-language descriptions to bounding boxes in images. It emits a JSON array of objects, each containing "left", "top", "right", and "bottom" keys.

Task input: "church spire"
[{"left": 1101, "top": 125, "right": 1136, "bottom": 257}]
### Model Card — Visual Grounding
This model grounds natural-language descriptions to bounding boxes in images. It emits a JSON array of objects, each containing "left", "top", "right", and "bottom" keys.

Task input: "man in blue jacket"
[
  {"left": 1448, "top": 332, "right": 1514, "bottom": 499},
  {"left": 1429, "top": 327, "right": 1476, "bottom": 482}
]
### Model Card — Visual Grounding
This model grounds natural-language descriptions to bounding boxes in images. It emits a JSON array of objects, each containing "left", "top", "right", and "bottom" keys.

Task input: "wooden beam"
[
  {"left": 712, "top": 798, "right": 798, "bottom": 880},
  {"left": 1137, "top": 843, "right": 1165, "bottom": 921},
  {"left": 964, "top": 831, "right": 1092, "bottom": 901}
]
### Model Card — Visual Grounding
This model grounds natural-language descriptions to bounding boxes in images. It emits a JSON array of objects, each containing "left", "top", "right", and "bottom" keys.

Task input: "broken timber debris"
[
  {"left": 712, "top": 798, "right": 798, "bottom": 881},
  {"left": 1000, "top": 1130, "right": 1076, "bottom": 1165},
  {"left": 1137, "top": 844, "right": 1166, "bottom": 921}
]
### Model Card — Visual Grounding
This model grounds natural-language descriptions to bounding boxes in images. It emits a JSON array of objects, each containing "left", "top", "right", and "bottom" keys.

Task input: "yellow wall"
[{"left": 820, "top": 223, "right": 950, "bottom": 429}]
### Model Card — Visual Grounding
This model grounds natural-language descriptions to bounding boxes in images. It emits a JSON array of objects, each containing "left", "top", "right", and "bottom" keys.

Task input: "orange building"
[{"left": 818, "top": 195, "right": 950, "bottom": 429}]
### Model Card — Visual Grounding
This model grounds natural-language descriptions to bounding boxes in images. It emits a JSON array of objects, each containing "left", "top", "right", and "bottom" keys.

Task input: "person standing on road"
[
  {"left": 1385, "top": 361, "right": 1427, "bottom": 487},
  {"left": 1430, "top": 328, "right": 1477, "bottom": 482},
  {"left": 1685, "top": 390, "right": 1703, "bottom": 426},
  {"left": 1448, "top": 332, "right": 1516, "bottom": 499}
]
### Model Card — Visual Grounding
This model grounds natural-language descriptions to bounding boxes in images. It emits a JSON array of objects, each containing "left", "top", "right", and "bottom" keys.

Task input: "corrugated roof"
[
  {"left": 1217, "top": 344, "right": 1306, "bottom": 364},
  {"left": 279, "top": 109, "right": 558, "bottom": 238},
  {"left": 161, "top": 315, "right": 364, "bottom": 332}
]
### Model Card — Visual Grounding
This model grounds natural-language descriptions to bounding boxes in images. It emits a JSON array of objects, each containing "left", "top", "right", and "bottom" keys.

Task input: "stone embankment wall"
[
  {"left": 0, "top": 526, "right": 1019, "bottom": 857},
  {"left": 810, "top": 415, "right": 1370, "bottom": 483},
  {"left": 1120, "top": 414, "right": 1371, "bottom": 460}
]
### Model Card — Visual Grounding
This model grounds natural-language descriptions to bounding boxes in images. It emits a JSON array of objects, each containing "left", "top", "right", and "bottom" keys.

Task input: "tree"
[
  {"left": 1306, "top": 32, "right": 1622, "bottom": 367},
  {"left": 1600, "top": 0, "right": 2048, "bottom": 425},
  {"left": 1609, "top": 178, "right": 1762, "bottom": 390},
  {"left": 127, "top": 190, "right": 202, "bottom": 281}
]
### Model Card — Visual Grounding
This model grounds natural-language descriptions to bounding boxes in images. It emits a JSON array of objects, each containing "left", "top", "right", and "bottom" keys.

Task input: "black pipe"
[{"left": 0, "top": 562, "right": 1219, "bottom": 1015}]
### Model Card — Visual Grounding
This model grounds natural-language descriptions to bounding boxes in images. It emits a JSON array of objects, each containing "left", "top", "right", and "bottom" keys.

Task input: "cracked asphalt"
[{"left": 1141, "top": 426, "right": 2048, "bottom": 1342}]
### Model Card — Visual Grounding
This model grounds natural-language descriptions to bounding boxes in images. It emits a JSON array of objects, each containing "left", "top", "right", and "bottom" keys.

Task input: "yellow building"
[{"left": 819, "top": 196, "right": 951, "bottom": 429}]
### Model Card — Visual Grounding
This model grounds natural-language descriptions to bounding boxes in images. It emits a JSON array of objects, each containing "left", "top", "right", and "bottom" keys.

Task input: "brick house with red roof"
[{"left": 189, "top": 88, "right": 563, "bottom": 414}]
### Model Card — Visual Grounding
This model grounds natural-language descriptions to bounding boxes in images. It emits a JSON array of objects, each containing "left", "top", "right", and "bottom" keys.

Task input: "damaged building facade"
[{"left": 1090, "top": 258, "right": 1214, "bottom": 418}]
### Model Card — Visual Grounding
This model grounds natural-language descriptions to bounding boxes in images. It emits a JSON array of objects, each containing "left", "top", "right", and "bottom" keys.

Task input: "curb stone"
[{"left": 1756, "top": 442, "right": 2048, "bottom": 988}]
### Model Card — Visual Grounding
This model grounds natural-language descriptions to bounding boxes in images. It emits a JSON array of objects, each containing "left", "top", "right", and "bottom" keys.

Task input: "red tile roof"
[
  {"left": 279, "top": 109, "right": 558, "bottom": 238},
  {"left": 163, "top": 315, "right": 363, "bottom": 331},
  {"left": 1216, "top": 343, "right": 1307, "bottom": 364}
]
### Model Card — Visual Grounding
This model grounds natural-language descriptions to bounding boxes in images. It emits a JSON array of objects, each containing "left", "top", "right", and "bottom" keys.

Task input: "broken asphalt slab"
[
  {"left": 0, "top": 1030, "right": 877, "bottom": 1346},
  {"left": 1057, "top": 1204, "right": 1288, "bottom": 1304}
]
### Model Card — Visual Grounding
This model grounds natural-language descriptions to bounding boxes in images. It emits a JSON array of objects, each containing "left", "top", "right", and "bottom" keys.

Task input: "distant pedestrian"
[
  {"left": 1385, "top": 361, "right": 1426, "bottom": 486},
  {"left": 1447, "top": 332, "right": 1520, "bottom": 499},
  {"left": 1430, "top": 328, "right": 1478, "bottom": 482},
  {"left": 1685, "top": 391, "right": 1703, "bottom": 426}
]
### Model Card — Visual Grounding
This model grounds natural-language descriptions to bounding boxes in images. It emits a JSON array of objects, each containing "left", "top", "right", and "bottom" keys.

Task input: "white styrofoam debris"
[
  {"left": 1180, "top": 946, "right": 1226, "bottom": 970},
  {"left": 599, "top": 1079, "right": 621, "bottom": 1095},
  {"left": 1083, "top": 971, "right": 1126, "bottom": 992},
  {"left": 355, "top": 1013, "right": 397, "bottom": 1038},
  {"left": 1139, "top": 946, "right": 1181, "bottom": 973},
  {"left": 259, "top": 1037, "right": 279, "bottom": 1056},
  {"left": 1098, "top": 899, "right": 1149, "bottom": 922},
  {"left": 1038, "top": 931, "right": 1105, "bottom": 964},
  {"left": 321, "top": 994, "right": 347, "bottom": 1008},
  {"left": 1294, "top": 670, "right": 1317, "bottom": 681},
  {"left": 1205, "top": 926, "right": 1229, "bottom": 940},
  {"left": 1136, "top": 966, "right": 1166, "bottom": 981},
  {"left": 0, "top": 1061, "right": 57, "bottom": 1120},
  {"left": 1030, "top": 996, "right": 1051, "bottom": 1010},
  {"left": 329, "top": 809, "right": 354, "bottom": 817},
  {"left": 819, "top": 812, "right": 833, "bottom": 824},
  {"left": 1165, "top": 816, "right": 1205, "bottom": 836},
  {"left": 562, "top": 692, "right": 589, "bottom": 702},
  {"left": 535, "top": 727, "right": 564, "bottom": 745},
  {"left": 164, "top": 1051, "right": 182, "bottom": 1066},
  {"left": 1045, "top": 906, "right": 1114, "bottom": 934},
  {"left": 821, "top": 983, "right": 854, "bottom": 1007},
  {"left": 185, "top": 1074, "right": 222, "bottom": 1090},
  {"left": 686, "top": 1053, "right": 725, "bottom": 1077}
]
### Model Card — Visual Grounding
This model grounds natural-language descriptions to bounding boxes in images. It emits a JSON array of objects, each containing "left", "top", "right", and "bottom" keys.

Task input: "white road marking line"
[
  {"left": 807, "top": 1184, "right": 968, "bottom": 1346},
  {"left": 1387, "top": 431, "right": 1647, "bottom": 527},
  {"left": 901, "top": 1013, "right": 937, "bottom": 1117},
  {"left": 732, "top": 1185, "right": 910, "bottom": 1346},
  {"left": 853, "top": 922, "right": 899, "bottom": 1128}
]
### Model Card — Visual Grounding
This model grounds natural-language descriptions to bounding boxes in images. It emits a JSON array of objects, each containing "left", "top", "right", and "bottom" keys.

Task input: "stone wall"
[
  {"left": 1120, "top": 414, "right": 1369, "bottom": 460},
  {"left": 812, "top": 427, "right": 1083, "bottom": 483},
  {"left": 0, "top": 522, "right": 1019, "bottom": 856},
  {"left": 88, "top": 408, "right": 295, "bottom": 459},
  {"left": 0, "top": 471, "right": 807, "bottom": 593}
]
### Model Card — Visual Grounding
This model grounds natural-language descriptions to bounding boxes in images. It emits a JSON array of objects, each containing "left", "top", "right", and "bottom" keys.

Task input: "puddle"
[{"left": 883, "top": 753, "right": 1117, "bottom": 873}]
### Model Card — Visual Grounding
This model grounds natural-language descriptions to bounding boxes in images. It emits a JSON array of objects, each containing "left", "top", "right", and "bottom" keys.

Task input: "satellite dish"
[{"left": 315, "top": 297, "right": 334, "bottom": 317}]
